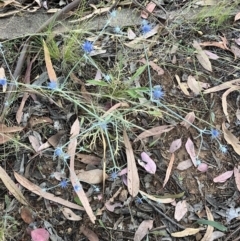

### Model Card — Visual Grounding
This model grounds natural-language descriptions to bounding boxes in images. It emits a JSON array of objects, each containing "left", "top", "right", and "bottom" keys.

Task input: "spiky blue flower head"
[
  {"left": 211, "top": 129, "right": 220, "bottom": 139},
  {"left": 141, "top": 23, "right": 152, "bottom": 34},
  {"left": 74, "top": 185, "right": 82, "bottom": 192},
  {"left": 104, "top": 74, "right": 111, "bottom": 82},
  {"left": 82, "top": 41, "right": 93, "bottom": 54},
  {"left": 152, "top": 85, "right": 164, "bottom": 100},
  {"left": 48, "top": 81, "right": 57, "bottom": 90},
  {"left": 114, "top": 26, "right": 121, "bottom": 34},
  {"left": 135, "top": 196, "right": 143, "bottom": 204},
  {"left": 59, "top": 179, "right": 68, "bottom": 188},
  {"left": 219, "top": 144, "right": 227, "bottom": 154},
  {"left": 54, "top": 147, "right": 63, "bottom": 157},
  {"left": 110, "top": 171, "right": 118, "bottom": 180},
  {"left": 110, "top": 10, "right": 117, "bottom": 18},
  {"left": 0, "top": 78, "right": 7, "bottom": 86}
]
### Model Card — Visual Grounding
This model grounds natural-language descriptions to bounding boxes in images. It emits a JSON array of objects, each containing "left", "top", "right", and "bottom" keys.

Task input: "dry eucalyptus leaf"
[
  {"left": 174, "top": 200, "right": 188, "bottom": 221},
  {"left": 80, "top": 225, "right": 99, "bottom": 241},
  {"left": 139, "top": 190, "right": 174, "bottom": 203},
  {"left": 134, "top": 220, "right": 153, "bottom": 241},
  {"left": 201, "top": 206, "right": 214, "bottom": 241},
  {"left": 62, "top": 207, "right": 82, "bottom": 221},
  {"left": 180, "top": 112, "right": 195, "bottom": 129},
  {"left": 163, "top": 153, "right": 175, "bottom": 188},
  {"left": 185, "top": 138, "right": 197, "bottom": 166},
  {"left": 20, "top": 207, "right": 34, "bottom": 224},
  {"left": 76, "top": 169, "right": 108, "bottom": 184},
  {"left": 187, "top": 75, "right": 202, "bottom": 95},
  {"left": 171, "top": 228, "right": 200, "bottom": 237},
  {"left": 175, "top": 75, "right": 190, "bottom": 96}
]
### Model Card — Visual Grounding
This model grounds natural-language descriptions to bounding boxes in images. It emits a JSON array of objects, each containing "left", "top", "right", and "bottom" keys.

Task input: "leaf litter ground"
[{"left": 1, "top": 0, "right": 240, "bottom": 240}]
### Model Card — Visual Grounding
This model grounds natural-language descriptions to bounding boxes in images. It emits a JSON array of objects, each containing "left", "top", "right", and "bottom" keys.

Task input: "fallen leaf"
[
  {"left": 213, "top": 170, "right": 233, "bottom": 183},
  {"left": 134, "top": 220, "right": 153, "bottom": 241},
  {"left": 169, "top": 138, "right": 182, "bottom": 153},
  {"left": 231, "top": 45, "right": 240, "bottom": 58},
  {"left": 20, "top": 207, "right": 34, "bottom": 224},
  {"left": 195, "top": 0, "right": 217, "bottom": 5},
  {"left": 204, "top": 50, "right": 220, "bottom": 60},
  {"left": 134, "top": 125, "right": 174, "bottom": 142},
  {"left": 62, "top": 207, "right": 82, "bottom": 221},
  {"left": 174, "top": 200, "right": 188, "bottom": 221},
  {"left": 234, "top": 167, "right": 240, "bottom": 191},
  {"left": 163, "top": 153, "right": 175, "bottom": 188},
  {"left": 16, "top": 93, "right": 29, "bottom": 124},
  {"left": 222, "top": 122, "right": 240, "bottom": 155},
  {"left": 139, "top": 190, "right": 174, "bottom": 203},
  {"left": 193, "top": 40, "right": 212, "bottom": 72},
  {"left": 43, "top": 40, "right": 57, "bottom": 81},
  {"left": 197, "top": 163, "right": 208, "bottom": 172},
  {"left": 76, "top": 169, "right": 108, "bottom": 184},
  {"left": 236, "top": 109, "right": 240, "bottom": 121},
  {"left": 138, "top": 152, "right": 156, "bottom": 174},
  {"left": 127, "top": 27, "right": 136, "bottom": 40},
  {"left": 210, "top": 231, "right": 225, "bottom": 241},
  {"left": 171, "top": 228, "right": 200, "bottom": 237},
  {"left": 140, "top": 58, "right": 164, "bottom": 75},
  {"left": 102, "top": 102, "right": 129, "bottom": 118},
  {"left": 29, "top": 135, "right": 40, "bottom": 152},
  {"left": 187, "top": 75, "right": 202, "bottom": 95},
  {"left": 0, "top": 167, "right": 28, "bottom": 206},
  {"left": 29, "top": 116, "right": 53, "bottom": 128},
  {"left": 0, "top": 133, "right": 13, "bottom": 144},
  {"left": 235, "top": 12, "right": 240, "bottom": 21},
  {"left": 177, "top": 159, "right": 193, "bottom": 170},
  {"left": 222, "top": 86, "right": 240, "bottom": 123},
  {"left": 180, "top": 112, "right": 195, "bottom": 129},
  {"left": 0, "top": 124, "right": 23, "bottom": 133},
  {"left": 105, "top": 201, "right": 122, "bottom": 212},
  {"left": 31, "top": 228, "right": 50, "bottom": 241},
  {"left": 80, "top": 225, "right": 99, "bottom": 241},
  {"left": 14, "top": 172, "right": 84, "bottom": 210},
  {"left": 123, "top": 130, "right": 139, "bottom": 197},
  {"left": 185, "top": 138, "right": 197, "bottom": 166},
  {"left": 141, "top": 1, "right": 156, "bottom": 18},
  {"left": 201, "top": 206, "right": 214, "bottom": 241},
  {"left": 75, "top": 153, "right": 101, "bottom": 165},
  {"left": 175, "top": 75, "right": 190, "bottom": 96}
]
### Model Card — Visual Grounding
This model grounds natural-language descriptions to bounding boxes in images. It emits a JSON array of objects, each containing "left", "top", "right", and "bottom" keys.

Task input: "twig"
[{"left": 0, "top": 0, "right": 81, "bottom": 122}]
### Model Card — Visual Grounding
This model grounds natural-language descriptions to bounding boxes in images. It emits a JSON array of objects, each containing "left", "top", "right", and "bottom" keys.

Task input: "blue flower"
[
  {"left": 59, "top": 179, "right": 68, "bottom": 188},
  {"left": 141, "top": 19, "right": 149, "bottom": 25},
  {"left": 110, "top": 171, "right": 118, "bottom": 180},
  {"left": 152, "top": 85, "right": 164, "bottom": 100},
  {"left": 0, "top": 78, "right": 7, "bottom": 86},
  {"left": 54, "top": 147, "right": 63, "bottom": 157},
  {"left": 110, "top": 10, "right": 117, "bottom": 18},
  {"left": 219, "top": 144, "right": 227, "bottom": 154},
  {"left": 82, "top": 41, "right": 93, "bottom": 54},
  {"left": 48, "top": 81, "right": 57, "bottom": 90},
  {"left": 135, "top": 196, "right": 143, "bottom": 204},
  {"left": 114, "top": 26, "right": 121, "bottom": 34},
  {"left": 104, "top": 74, "right": 111, "bottom": 82},
  {"left": 211, "top": 129, "right": 220, "bottom": 139},
  {"left": 74, "top": 185, "right": 82, "bottom": 192},
  {"left": 141, "top": 23, "right": 152, "bottom": 34}
]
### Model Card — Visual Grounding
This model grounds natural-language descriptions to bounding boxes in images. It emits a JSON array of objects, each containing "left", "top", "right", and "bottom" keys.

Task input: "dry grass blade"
[
  {"left": 123, "top": 130, "right": 139, "bottom": 197},
  {"left": 201, "top": 206, "right": 214, "bottom": 241},
  {"left": 43, "top": 39, "right": 57, "bottom": 81},
  {"left": 222, "top": 86, "right": 240, "bottom": 123},
  {"left": 14, "top": 172, "right": 84, "bottom": 210},
  {"left": 222, "top": 122, "right": 240, "bottom": 155},
  {"left": 0, "top": 133, "right": 14, "bottom": 144},
  {"left": 0, "top": 167, "right": 28, "bottom": 206},
  {"left": 163, "top": 153, "right": 175, "bottom": 187}
]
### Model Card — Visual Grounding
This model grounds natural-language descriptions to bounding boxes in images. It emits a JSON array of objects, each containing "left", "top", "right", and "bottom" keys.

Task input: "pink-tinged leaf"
[
  {"left": 134, "top": 220, "right": 153, "bottom": 241},
  {"left": 163, "top": 153, "right": 175, "bottom": 188},
  {"left": 141, "top": 1, "right": 156, "bottom": 18},
  {"left": 169, "top": 138, "right": 182, "bottom": 153},
  {"left": 138, "top": 152, "right": 156, "bottom": 174},
  {"left": 29, "top": 135, "right": 40, "bottom": 152},
  {"left": 121, "top": 175, "right": 128, "bottom": 186},
  {"left": 118, "top": 168, "right": 128, "bottom": 176},
  {"left": 180, "top": 112, "right": 195, "bottom": 129},
  {"left": 185, "top": 138, "right": 197, "bottom": 166},
  {"left": 80, "top": 226, "right": 99, "bottom": 241},
  {"left": 127, "top": 27, "right": 136, "bottom": 40},
  {"left": 174, "top": 200, "right": 188, "bottom": 221},
  {"left": 176, "top": 159, "right": 193, "bottom": 170},
  {"left": 213, "top": 170, "right": 233, "bottom": 183},
  {"left": 204, "top": 50, "right": 220, "bottom": 60},
  {"left": 134, "top": 125, "right": 174, "bottom": 142},
  {"left": 197, "top": 163, "right": 208, "bottom": 172},
  {"left": 234, "top": 12, "right": 240, "bottom": 22},
  {"left": 235, "top": 38, "right": 240, "bottom": 46},
  {"left": 94, "top": 69, "right": 101, "bottom": 80},
  {"left": 31, "top": 228, "right": 49, "bottom": 241},
  {"left": 234, "top": 167, "right": 240, "bottom": 191},
  {"left": 105, "top": 201, "right": 122, "bottom": 212}
]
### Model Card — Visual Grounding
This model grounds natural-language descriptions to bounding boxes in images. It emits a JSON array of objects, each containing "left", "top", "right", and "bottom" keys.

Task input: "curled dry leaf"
[
  {"left": 180, "top": 112, "right": 195, "bottom": 129},
  {"left": 222, "top": 122, "right": 240, "bottom": 155},
  {"left": 169, "top": 138, "right": 182, "bottom": 153},
  {"left": 222, "top": 86, "right": 240, "bottom": 123},
  {"left": 76, "top": 169, "right": 108, "bottom": 184},
  {"left": 177, "top": 159, "right": 193, "bottom": 170},
  {"left": 171, "top": 228, "right": 200, "bottom": 237},
  {"left": 80, "top": 225, "right": 99, "bottom": 241},
  {"left": 201, "top": 206, "right": 214, "bottom": 241},
  {"left": 139, "top": 190, "right": 174, "bottom": 204},
  {"left": 163, "top": 153, "right": 175, "bottom": 188},
  {"left": 213, "top": 170, "right": 233, "bottom": 183},
  {"left": 134, "top": 125, "right": 174, "bottom": 142},
  {"left": 174, "top": 200, "right": 188, "bottom": 221},
  {"left": 138, "top": 152, "right": 156, "bottom": 174},
  {"left": 0, "top": 167, "right": 28, "bottom": 206},
  {"left": 123, "top": 130, "right": 139, "bottom": 197},
  {"left": 62, "top": 207, "right": 82, "bottom": 221},
  {"left": 175, "top": 74, "right": 190, "bottom": 96},
  {"left": 234, "top": 167, "right": 240, "bottom": 192},
  {"left": 134, "top": 220, "right": 153, "bottom": 241},
  {"left": 185, "top": 138, "right": 197, "bottom": 166},
  {"left": 193, "top": 40, "right": 212, "bottom": 72},
  {"left": 31, "top": 228, "right": 50, "bottom": 241}
]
